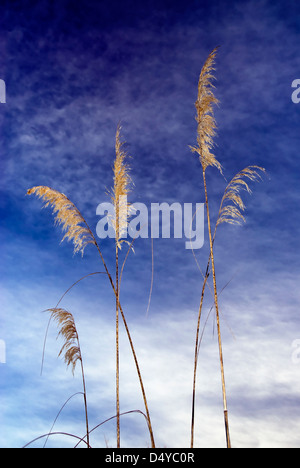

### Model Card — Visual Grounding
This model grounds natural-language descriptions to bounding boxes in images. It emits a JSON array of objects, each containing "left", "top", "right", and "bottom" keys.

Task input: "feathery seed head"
[
  {"left": 217, "top": 165, "right": 265, "bottom": 227},
  {"left": 48, "top": 308, "right": 81, "bottom": 375},
  {"left": 190, "top": 47, "right": 222, "bottom": 173},
  {"left": 109, "top": 125, "right": 134, "bottom": 249},
  {"left": 27, "top": 186, "right": 96, "bottom": 256}
]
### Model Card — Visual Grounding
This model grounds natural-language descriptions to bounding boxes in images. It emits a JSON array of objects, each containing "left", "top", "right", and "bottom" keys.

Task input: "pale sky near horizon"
[{"left": 1, "top": 0, "right": 300, "bottom": 448}]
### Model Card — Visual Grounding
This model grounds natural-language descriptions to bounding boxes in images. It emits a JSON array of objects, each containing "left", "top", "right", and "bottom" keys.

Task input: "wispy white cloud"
[{"left": 1, "top": 263, "right": 300, "bottom": 448}]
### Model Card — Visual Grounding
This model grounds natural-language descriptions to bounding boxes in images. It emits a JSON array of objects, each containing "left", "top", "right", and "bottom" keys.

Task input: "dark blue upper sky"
[{"left": 1, "top": 0, "right": 300, "bottom": 448}]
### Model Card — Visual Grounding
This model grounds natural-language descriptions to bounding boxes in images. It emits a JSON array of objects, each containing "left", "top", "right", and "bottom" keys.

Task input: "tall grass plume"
[
  {"left": 47, "top": 307, "right": 90, "bottom": 448},
  {"left": 27, "top": 186, "right": 96, "bottom": 256},
  {"left": 110, "top": 125, "right": 134, "bottom": 447},
  {"left": 27, "top": 126, "right": 155, "bottom": 448},
  {"left": 189, "top": 48, "right": 266, "bottom": 449}
]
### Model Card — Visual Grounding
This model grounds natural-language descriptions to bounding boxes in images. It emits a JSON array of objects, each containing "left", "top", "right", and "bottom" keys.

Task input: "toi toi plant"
[
  {"left": 189, "top": 47, "right": 265, "bottom": 448},
  {"left": 27, "top": 127, "right": 156, "bottom": 449},
  {"left": 26, "top": 48, "right": 265, "bottom": 448}
]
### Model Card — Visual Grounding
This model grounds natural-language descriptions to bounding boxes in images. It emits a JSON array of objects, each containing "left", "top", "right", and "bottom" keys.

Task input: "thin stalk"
[
  {"left": 28, "top": 184, "right": 155, "bottom": 448},
  {"left": 47, "top": 308, "right": 91, "bottom": 448},
  {"left": 115, "top": 211, "right": 120, "bottom": 448},
  {"left": 74, "top": 409, "right": 152, "bottom": 448},
  {"left": 203, "top": 170, "right": 231, "bottom": 448},
  {"left": 23, "top": 432, "right": 91, "bottom": 448},
  {"left": 43, "top": 392, "right": 84, "bottom": 448},
  {"left": 190, "top": 269, "right": 209, "bottom": 448},
  {"left": 189, "top": 47, "right": 263, "bottom": 449},
  {"left": 61, "top": 196, "right": 155, "bottom": 447},
  {"left": 93, "top": 238, "right": 155, "bottom": 448},
  {"left": 77, "top": 334, "right": 90, "bottom": 448}
]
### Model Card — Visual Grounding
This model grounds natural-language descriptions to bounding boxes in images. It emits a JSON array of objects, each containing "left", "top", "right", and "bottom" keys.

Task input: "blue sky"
[{"left": 1, "top": 0, "right": 300, "bottom": 448}]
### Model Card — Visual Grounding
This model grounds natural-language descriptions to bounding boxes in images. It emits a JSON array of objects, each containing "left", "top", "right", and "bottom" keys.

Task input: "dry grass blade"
[
  {"left": 48, "top": 308, "right": 81, "bottom": 374},
  {"left": 190, "top": 46, "right": 222, "bottom": 173},
  {"left": 108, "top": 125, "right": 134, "bottom": 249},
  {"left": 47, "top": 307, "right": 90, "bottom": 446},
  {"left": 27, "top": 186, "right": 96, "bottom": 256},
  {"left": 216, "top": 165, "right": 265, "bottom": 228}
]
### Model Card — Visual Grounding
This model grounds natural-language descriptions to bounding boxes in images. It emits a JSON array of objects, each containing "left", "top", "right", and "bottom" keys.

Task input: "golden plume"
[
  {"left": 190, "top": 46, "right": 222, "bottom": 173},
  {"left": 216, "top": 165, "right": 265, "bottom": 227},
  {"left": 47, "top": 308, "right": 82, "bottom": 375},
  {"left": 108, "top": 125, "right": 134, "bottom": 249},
  {"left": 27, "top": 186, "right": 96, "bottom": 256}
]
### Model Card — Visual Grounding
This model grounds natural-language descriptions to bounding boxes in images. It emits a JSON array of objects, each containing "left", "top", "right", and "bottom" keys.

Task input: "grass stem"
[{"left": 203, "top": 170, "right": 231, "bottom": 448}]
